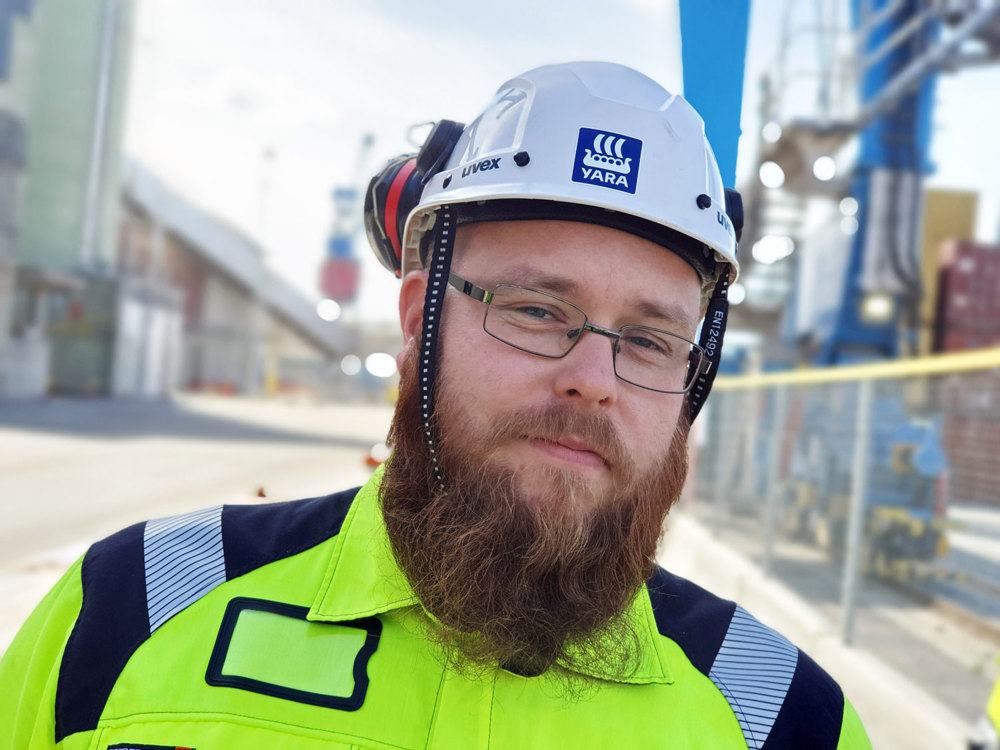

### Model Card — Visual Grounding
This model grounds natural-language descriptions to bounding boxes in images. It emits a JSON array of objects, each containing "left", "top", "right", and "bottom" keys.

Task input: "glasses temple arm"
[{"left": 447, "top": 272, "right": 492, "bottom": 303}]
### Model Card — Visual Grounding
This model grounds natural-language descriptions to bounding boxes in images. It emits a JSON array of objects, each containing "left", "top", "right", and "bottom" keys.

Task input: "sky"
[
  {"left": 125, "top": 0, "right": 684, "bottom": 324},
  {"left": 123, "top": 0, "right": 1000, "bottom": 325}
]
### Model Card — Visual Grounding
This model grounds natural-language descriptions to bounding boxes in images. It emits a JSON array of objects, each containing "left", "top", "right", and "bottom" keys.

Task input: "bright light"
[
  {"left": 369, "top": 441, "right": 392, "bottom": 463},
  {"left": 839, "top": 197, "right": 858, "bottom": 216},
  {"left": 751, "top": 235, "right": 795, "bottom": 265},
  {"left": 365, "top": 352, "right": 397, "bottom": 378},
  {"left": 860, "top": 293, "right": 894, "bottom": 323},
  {"left": 728, "top": 282, "right": 746, "bottom": 305},
  {"left": 759, "top": 161, "right": 785, "bottom": 189},
  {"left": 840, "top": 216, "right": 859, "bottom": 235},
  {"left": 340, "top": 354, "right": 362, "bottom": 376},
  {"left": 316, "top": 298, "right": 342, "bottom": 322},
  {"left": 761, "top": 121, "right": 782, "bottom": 144},
  {"left": 812, "top": 156, "right": 836, "bottom": 181}
]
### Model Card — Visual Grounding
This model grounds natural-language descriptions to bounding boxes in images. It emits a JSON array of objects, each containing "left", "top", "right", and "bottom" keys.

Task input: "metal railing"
[{"left": 690, "top": 346, "right": 1000, "bottom": 644}]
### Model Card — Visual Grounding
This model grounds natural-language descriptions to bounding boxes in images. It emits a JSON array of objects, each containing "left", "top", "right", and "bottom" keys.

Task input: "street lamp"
[
  {"left": 860, "top": 292, "right": 894, "bottom": 323},
  {"left": 729, "top": 282, "right": 747, "bottom": 305},
  {"left": 759, "top": 161, "right": 786, "bottom": 189},
  {"left": 762, "top": 121, "right": 782, "bottom": 143},
  {"left": 751, "top": 235, "right": 795, "bottom": 265},
  {"left": 316, "top": 298, "right": 342, "bottom": 322},
  {"left": 364, "top": 352, "right": 397, "bottom": 378},
  {"left": 340, "top": 354, "right": 362, "bottom": 376},
  {"left": 812, "top": 156, "right": 837, "bottom": 181}
]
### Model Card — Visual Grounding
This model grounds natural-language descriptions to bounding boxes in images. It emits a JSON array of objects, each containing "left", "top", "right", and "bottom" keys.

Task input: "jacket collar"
[
  {"left": 309, "top": 465, "right": 674, "bottom": 685},
  {"left": 310, "top": 464, "right": 420, "bottom": 622}
]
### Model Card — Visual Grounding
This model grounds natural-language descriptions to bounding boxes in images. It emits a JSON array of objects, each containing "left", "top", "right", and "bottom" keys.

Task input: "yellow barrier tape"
[{"left": 714, "top": 346, "right": 1000, "bottom": 390}]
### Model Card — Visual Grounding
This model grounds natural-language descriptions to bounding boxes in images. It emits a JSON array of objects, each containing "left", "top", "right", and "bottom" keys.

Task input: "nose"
[{"left": 551, "top": 328, "right": 619, "bottom": 406}]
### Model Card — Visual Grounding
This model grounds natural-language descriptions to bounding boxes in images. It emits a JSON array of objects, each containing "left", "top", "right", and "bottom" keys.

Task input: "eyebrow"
[
  {"left": 487, "top": 265, "right": 699, "bottom": 334},
  {"left": 501, "top": 267, "right": 579, "bottom": 296},
  {"left": 632, "top": 299, "right": 698, "bottom": 335}
]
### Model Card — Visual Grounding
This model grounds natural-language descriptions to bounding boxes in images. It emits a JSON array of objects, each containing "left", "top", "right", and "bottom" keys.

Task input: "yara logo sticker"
[
  {"left": 572, "top": 128, "right": 642, "bottom": 194},
  {"left": 583, "top": 134, "right": 632, "bottom": 175}
]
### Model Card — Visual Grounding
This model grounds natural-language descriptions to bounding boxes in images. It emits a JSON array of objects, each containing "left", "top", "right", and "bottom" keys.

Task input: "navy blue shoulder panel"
[
  {"left": 55, "top": 521, "right": 148, "bottom": 742},
  {"left": 647, "top": 566, "right": 846, "bottom": 749},
  {"left": 645, "top": 565, "right": 737, "bottom": 676},
  {"left": 762, "top": 649, "right": 844, "bottom": 750},
  {"left": 54, "top": 486, "right": 360, "bottom": 743},
  {"left": 223, "top": 486, "right": 358, "bottom": 579}
]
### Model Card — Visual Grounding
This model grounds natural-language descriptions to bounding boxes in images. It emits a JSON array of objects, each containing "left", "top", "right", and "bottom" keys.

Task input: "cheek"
[
  {"left": 438, "top": 307, "right": 542, "bottom": 397},
  {"left": 625, "top": 394, "right": 685, "bottom": 461},
  {"left": 437, "top": 309, "right": 510, "bottom": 405}
]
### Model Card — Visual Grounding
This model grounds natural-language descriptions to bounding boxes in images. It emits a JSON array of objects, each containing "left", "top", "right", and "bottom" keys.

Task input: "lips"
[
  {"left": 527, "top": 435, "right": 608, "bottom": 469},
  {"left": 554, "top": 435, "right": 602, "bottom": 456}
]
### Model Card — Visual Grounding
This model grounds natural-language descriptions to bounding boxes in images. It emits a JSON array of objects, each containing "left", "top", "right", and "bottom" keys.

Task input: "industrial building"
[
  {"left": 0, "top": 0, "right": 354, "bottom": 399},
  {"left": 0, "top": 0, "right": 133, "bottom": 397},
  {"left": 0, "top": 0, "right": 40, "bottom": 397},
  {"left": 118, "top": 162, "right": 354, "bottom": 397}
]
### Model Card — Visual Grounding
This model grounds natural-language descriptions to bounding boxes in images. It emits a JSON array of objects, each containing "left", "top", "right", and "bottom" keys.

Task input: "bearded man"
[{"left": 1, "top": 62, "right": 870, "bottom": 749}]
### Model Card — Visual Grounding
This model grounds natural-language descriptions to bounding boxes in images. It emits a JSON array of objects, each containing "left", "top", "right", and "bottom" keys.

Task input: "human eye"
[
  {"left": 515, "top": 304, "right": 558, "bottom": 321},
  {"left": 625, "top": 332, "right": 666, "bottom": 351},
  {"left": 491, "top": 291, "right": 572, "bottom": 328},
  {"left": 620, "top": 329, "right": 682, "bottom": 364}
]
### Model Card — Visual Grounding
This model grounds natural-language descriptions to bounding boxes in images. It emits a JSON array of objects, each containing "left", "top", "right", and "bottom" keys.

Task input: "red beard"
[{"left": 380, "top": 345, "right": 690, "bottom": 680}]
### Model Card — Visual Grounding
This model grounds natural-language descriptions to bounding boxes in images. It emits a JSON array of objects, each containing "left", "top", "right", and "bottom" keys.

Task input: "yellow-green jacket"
[{"left": 1, "top": 467, "right": 870, "bottom": 749}]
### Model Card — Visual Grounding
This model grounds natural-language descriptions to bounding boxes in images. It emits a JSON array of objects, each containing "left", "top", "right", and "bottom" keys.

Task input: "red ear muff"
[
  {"left": 364, "top": 155, "right": 423, "bottom": 277},
  {"left": 384, "top": 158, "right": 418, "bottom": 257},
  {"left": 363, "top": 120, "right": 466, "bottom": 277}
]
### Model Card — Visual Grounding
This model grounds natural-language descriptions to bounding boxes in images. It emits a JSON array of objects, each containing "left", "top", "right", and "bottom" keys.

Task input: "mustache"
[{"left": 450, "top": 402, "right": 633, "bottom": 476}]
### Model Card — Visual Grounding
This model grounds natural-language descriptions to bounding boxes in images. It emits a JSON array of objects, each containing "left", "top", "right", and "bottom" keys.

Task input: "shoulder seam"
[{"left": 53, "top": 486, "right": 360, "bottom": 742}]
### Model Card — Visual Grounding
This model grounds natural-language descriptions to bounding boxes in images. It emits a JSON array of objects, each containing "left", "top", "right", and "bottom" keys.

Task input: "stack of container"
[
  {"left": 934, "top": 240, "right": 1000, "bottom": 352},
  {"left": 935, "top": 240, "right": 1000, "bottom": 508}
]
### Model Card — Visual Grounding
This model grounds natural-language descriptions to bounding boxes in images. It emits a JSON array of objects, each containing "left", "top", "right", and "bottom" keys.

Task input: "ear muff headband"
[{"left": 364, "top": 120, "right": 466, "bottom": 278}]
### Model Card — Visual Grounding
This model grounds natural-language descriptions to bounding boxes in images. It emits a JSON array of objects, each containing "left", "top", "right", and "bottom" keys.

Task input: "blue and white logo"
[{"left": 572, "top": 128, "right": 642, "bottom": 194}]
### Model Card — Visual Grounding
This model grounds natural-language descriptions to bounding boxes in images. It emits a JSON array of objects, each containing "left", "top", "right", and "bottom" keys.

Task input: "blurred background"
[{"left": 0, "top": 0, "right": 998, "bottom": 747}]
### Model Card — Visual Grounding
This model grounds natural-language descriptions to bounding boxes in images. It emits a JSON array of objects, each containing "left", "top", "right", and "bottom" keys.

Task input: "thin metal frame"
[{"left": 447, "top": 272, "right": 706, "bottom": 394}]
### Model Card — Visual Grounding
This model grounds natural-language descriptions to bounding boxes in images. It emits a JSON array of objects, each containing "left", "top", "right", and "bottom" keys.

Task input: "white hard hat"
[{"left": 401, "top": 61, "right": 740, "bottom": 288}]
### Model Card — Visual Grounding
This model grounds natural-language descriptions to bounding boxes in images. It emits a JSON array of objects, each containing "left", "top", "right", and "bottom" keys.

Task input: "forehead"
[{"left": 453, "top": 219, "right": 703, "bottom": 326}]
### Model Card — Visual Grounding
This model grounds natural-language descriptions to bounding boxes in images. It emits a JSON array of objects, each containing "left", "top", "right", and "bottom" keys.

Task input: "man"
[
  {"left": 969, "top": 672, "right": 1000, "bottom": 749},
  {"left": 1, "top": 62, "right": 870, "bottom": 748}
]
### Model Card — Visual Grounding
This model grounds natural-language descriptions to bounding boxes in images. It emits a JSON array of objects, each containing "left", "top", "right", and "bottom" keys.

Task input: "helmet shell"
[{"left": 402, "top": 61, "right": 739, "bottom": 283}]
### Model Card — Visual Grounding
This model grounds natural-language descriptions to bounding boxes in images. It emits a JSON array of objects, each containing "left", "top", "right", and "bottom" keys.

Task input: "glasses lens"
[
  {"left": 614, "top": 326, "right": 703, "bottom": 393},
  {"left": 484, "top": 285, "right": 586, "bottom": 357}
]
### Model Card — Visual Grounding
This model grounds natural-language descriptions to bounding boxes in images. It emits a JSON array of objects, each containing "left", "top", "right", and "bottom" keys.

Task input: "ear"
[{"left": 397, "top": 269, "right": 428, "bottom": 371}]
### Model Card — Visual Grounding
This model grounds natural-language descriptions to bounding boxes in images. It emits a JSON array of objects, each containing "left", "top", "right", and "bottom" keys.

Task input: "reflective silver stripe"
[
  {"left": 143, "top": 505, "right": 226, "bottom": 632},
  {"left": 708, "top": 606, "right": 798, "bottom": 749}
]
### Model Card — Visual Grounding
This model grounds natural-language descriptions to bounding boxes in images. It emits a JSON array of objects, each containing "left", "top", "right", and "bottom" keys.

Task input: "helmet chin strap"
[
  {"left": 417, "top": 206, "right": 456, "bottom": 487},
  {"left": 689, "top": 274, "right": 729, "bottom": 424}
]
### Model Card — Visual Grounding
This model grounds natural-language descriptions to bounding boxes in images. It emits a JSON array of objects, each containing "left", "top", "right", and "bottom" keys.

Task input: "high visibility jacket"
[
  {"left": 1, "top": 466, "right": 870, "bottom": 749},
  {"left": 987, "top": 674, "right": 1000, "bottom": 733}
]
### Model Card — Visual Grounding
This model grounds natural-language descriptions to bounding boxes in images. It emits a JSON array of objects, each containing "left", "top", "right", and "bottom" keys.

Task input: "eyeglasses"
[{"left": 447, "top": 272, "right": 707, "bottom": 394}]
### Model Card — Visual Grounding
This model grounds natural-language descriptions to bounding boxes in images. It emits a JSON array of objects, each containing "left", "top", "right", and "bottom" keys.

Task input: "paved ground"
[
  {"left": 1, "top": 394, "right": 992, "bottom": 748},
  {"left": 0, "top": 395, "right": 392, "bottom": 648},
  {"left": 685, "top": 500, "right": 1000, "bottom": 731},
  {"left": 659, "top": 513, "right": 977, "bottom": 750}
]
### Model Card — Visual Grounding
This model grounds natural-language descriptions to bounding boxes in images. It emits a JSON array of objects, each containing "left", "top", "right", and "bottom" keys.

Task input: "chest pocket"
[{"left": 205, "top": 597, "right": 381, "bottom": 711}]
